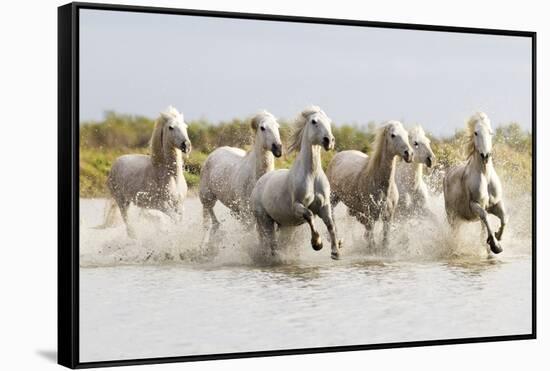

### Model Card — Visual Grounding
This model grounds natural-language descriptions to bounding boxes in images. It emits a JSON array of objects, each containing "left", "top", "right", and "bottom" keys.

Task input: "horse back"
[
  {"left": 108, "top": 154, "right": 153, "bottom": 191},
  {"left": 199, "top": 146, "right": 246, "bottom": 203},
  {"left": 326, "top": 150, "right": 367, "bottom": 195}
]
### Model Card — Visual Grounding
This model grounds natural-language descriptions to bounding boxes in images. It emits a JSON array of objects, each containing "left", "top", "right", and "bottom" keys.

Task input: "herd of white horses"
[{"left": 104, "top": 105, "right": 507, "bottom": 260}]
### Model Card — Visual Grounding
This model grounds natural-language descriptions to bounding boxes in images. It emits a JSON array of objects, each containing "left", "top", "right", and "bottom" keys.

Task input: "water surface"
[{"left": 79, "top": 197, "right": 532, "bottom": 362}]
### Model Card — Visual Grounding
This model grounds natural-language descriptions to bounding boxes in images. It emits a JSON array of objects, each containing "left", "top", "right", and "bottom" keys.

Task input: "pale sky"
[{"left": 79, "top": 9, "right": 532, "bottom": 136}]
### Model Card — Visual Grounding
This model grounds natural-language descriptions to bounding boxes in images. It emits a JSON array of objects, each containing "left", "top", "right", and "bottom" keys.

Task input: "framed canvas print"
[{"left": 58, "top": 2, "right": 536, "bottom": 368}]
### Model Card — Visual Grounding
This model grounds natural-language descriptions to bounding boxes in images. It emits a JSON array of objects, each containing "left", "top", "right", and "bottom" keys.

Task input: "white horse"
[
  {"left": 395, "top": 125, "right": 435, "bottom": 217},
  {"left": 105, "top": 106, "right": 191, "bottom": 237},
  {"left": 443, "top": 112, "right": 507, "bottom": 254},
  {"left": 251, "top": 106, "right": 341, "bottom": 260},
  {"left": 326, "top": 121, "right": 413, "bottom": 249},
  {"left": 199, "top": 110, "right": 282, "bottom": 234}
]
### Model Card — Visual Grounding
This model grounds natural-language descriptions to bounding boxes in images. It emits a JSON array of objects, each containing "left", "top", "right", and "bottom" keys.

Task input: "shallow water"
[{"left": 79, "top": 196, "right": 532, "bottom": 362}]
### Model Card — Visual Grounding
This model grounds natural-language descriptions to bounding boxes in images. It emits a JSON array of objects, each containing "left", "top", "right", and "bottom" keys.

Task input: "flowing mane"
[
  {"left": 465, "top": 112, "right": 491, "bottom": 158},
  {"left": 364, "top": 122, "right": 393, "bottom": 176},
  {"left": 409, "top": 125, "right": 427, "bottom": 140},
  {"left": 288, "top": 105, "right": 324, "bottom": 153},
  {"left": 151, "top": 106, "right": 184, "bottom": 165}
]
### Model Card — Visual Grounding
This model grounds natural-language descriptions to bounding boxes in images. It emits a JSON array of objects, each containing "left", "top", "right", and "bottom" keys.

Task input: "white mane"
[
  {"left": 161, "top": 105, "right": 185, "bottom": 123},
  {"left": 251, "top": 110, "right": 278, "bottom": 130},
  {"left": 409, "top": 125, "right": 428, "bottom": 141}
]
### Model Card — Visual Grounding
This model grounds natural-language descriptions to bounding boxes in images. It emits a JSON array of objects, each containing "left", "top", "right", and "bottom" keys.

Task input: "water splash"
[{"left": 79, "top": 187, "right": 531, "bottom": 268}]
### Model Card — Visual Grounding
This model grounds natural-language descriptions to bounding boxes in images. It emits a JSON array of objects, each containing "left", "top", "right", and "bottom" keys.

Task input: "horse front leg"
[
  {"left": 292, "top": 202, "right": 322, "bottom": 251},
  {"left": 470, "top": 201, "right": 502, "bottom": 254},
  {"left": 318, "top": 203, "right": 342, "bottom": 260},
  {"left": 381, "top": 205, "right": 395, "bottom": 250},
  {"left": 488, "top": 201, "right": 508, "bottom": 241},
  {"left": 255, "top": 211, "right": 277, "bottom": 257}
]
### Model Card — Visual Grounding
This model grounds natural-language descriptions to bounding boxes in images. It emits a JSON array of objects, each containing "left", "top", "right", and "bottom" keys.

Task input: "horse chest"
[
  {"left": 296, "top": 178, "right": 325, "bottom": 208},
  {"left": 469, "top": 174, "right": 490, "bottom": 207}
]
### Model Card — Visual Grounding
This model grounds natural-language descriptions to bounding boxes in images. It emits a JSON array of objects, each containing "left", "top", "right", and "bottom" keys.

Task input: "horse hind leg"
[
  {"left": 93, "top": 198, "right": 120, "bottom": 229},
  {"left": 200, "top": 202, "right": 221, "bottom": 251},
  {"left": 199, "top": 189, "right": 221, "bottom": 233},
  {"left": 117, "top": 201, "right": 135, "bottom": 238}
]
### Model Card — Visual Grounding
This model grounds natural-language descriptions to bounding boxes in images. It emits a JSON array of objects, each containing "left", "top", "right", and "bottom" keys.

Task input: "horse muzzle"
[
  {"left": 425, "top": 155, "right": 434, "bottom": 168},
  {"left": 271, "top": 143, "right": 283, "bottom": 158},
  {"left": 322, "top": 136, "right": 335, "bottom": 151},
  {"left": 180, "top": 142, "right": 192, "bottom": 154},
  {"left": 403, "top": 149, "right": 413, "bottom": 163},
  {"left": 480, "top": 152, "right": 491, "bottom": 164}
]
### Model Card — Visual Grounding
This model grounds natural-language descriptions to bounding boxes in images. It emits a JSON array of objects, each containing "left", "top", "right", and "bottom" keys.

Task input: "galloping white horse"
[
  {"left": 443, "top": 112, "right": 507, "bottom": 254},
  {"left": 326, "top": 121, "right": 413, "bottom": 249},
  {"left": 199, "top": 111, "right": 282, "bottom": 233},
  {"left": 395, "top": 125, "right": 435, "bottom": 217},
  {"left": 251, "top": 106, "right": 341, "bottom": 260},
  {"left": 105, "top": 106, "right": 191, "bottom": 237}
]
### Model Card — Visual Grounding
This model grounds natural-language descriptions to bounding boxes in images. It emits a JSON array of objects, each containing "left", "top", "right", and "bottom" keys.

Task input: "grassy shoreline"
[{"left": 79, "top": 113, "right": 532, "bottom": 198}]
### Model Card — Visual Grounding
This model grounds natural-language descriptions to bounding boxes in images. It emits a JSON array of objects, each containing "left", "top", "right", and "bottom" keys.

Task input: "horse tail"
[{"left": 93, "top": 198, "right": 121, "bottom": 229}]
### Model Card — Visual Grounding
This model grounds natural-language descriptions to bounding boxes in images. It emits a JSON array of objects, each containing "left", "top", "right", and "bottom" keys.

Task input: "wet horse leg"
[
  {"left": 118, "top": 201, "right": 135, "bottom": 238},
  {"left": 488, "top": 201, "right": 508, "bottom": 241},
  {"left": 381, "top": 205, "right": 395, "bottom": 250},
  {"left": 255, "top": 211, "right": 277, "bottom": 256},
  {"left": 470, "top": 201, "right": 502, "bottom": 254},
  {"left": 292, "top": 202, "right": 322, "bottom": 251},
  {"left": 318, "top": 203, "right": 341, "bottom": 260}
]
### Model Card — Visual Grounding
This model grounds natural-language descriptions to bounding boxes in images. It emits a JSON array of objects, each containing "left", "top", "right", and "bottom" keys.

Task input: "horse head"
[
  {"left": 251, "top": 111, "right": 282, "bottom": 158},
  {"left": 384, "top": 121, "right": 413, "bottom": 163},
  {"left": 303, "top": 108, "right": 335, "bottom": 151},
  {"left": 160, "top": 106, "right": 192, "bottom": 154},
  {"left": 409, "top": 126, "right": 435, "bottom": 168},
  {"left": 469, "top": 112, "right": 493, "bottom": 164}
]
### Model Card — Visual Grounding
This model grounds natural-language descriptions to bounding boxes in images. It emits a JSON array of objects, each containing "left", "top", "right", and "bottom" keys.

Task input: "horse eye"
[
  {"left": 474, "top": 132, "right": 478, "bottom": 136},
  {"left": 414, "top": 141, "right": 419, "bottom": 147},
  {"left": 311, "top": 119, "right": 317, "bottom": 125},
  {"left": 260, "top": 126, "right": 265, "bottom": 131},
  {"left": 169, "top": 126, "right": 174, "bottom": 131},
  {"left": 391, "top": 133, "right": 396, "bottom": 138}
]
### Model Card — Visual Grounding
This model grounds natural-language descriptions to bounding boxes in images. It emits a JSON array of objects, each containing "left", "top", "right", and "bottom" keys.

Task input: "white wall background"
[{"left": 0, "top": 0, "right": 545, "bottom": 370}]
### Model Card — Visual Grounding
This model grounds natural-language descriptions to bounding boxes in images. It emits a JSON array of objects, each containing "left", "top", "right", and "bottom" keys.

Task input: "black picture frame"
[{"left": 58, "top": 2, "right": 537, "bottom": 368}]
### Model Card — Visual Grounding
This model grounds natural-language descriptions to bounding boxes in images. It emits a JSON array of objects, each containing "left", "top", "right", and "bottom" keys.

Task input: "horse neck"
[
  {"left": 295, "top": 134, "right": 322, "bottom": 176},
  {"left": 362, "top": 145, "right": 396, "bottom": 190},
  {"left": 248, "top": 140, "right": 274, "bottom": 181},
  {"left": 155, "top": 146, "right": 184, "bottom": 181},
  {"left": 469, "top": 153, "right": 492, "bottom": 176},
  {"left": 409, "top": 162, "right": 424, "bottom": 189},
  {"left": 414, "top": 163, "right": 424, "bottom": 187}
]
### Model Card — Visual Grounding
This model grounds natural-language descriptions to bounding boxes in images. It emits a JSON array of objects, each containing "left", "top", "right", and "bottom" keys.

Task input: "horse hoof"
[
  {"left": 487, "top": 237, "right": 503, "bottom": 254},
  {"left": 331, "top": 251, "right": 341, "bottom": 260},
  {"left": 311, "top": 238, "right": 323, "bottom": 251}
]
